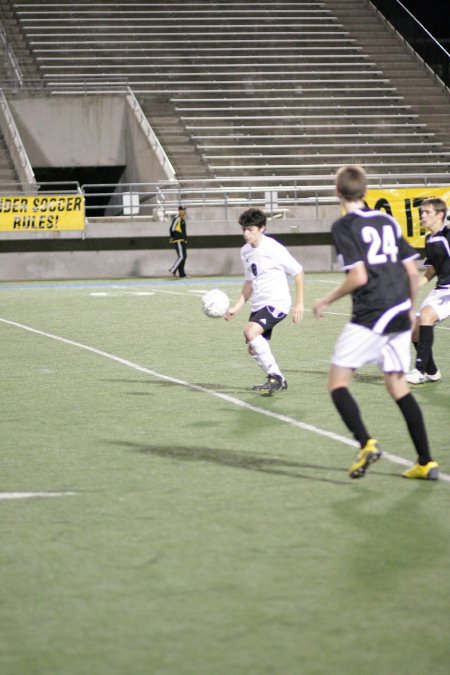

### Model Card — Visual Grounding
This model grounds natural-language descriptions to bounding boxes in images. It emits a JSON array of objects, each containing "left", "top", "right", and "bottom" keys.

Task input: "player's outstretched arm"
[
  {"left": 313, "top": 263, "right": 367, "bottom": 319},
  {"left": 224, "top": 281, "right": 252, "bottom": 321},
  {"left": 419, "top": 265, "right": 436, "bottom": 288},
  {"left": 291, "top": 271, "right": 304, "bottom": 323},
  {"left": 402, "top": 257, "right": 420, "bottom": 309}
]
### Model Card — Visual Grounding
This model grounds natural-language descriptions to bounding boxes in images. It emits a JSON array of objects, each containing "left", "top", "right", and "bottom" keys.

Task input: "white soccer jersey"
[{"left": 240, "top": 234, "right": 303, "bottom": 312}]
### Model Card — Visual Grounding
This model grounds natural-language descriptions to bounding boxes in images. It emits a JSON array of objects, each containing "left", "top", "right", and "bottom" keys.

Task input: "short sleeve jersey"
[
  {"left": 332, "top": 209, "right": 419, "bottom": 334},
  {"left": 423, "top": 224, "right": 450, "bottom": 289},
  {"left": 240, "top": 234, "right": 303, "bottom": 313}
]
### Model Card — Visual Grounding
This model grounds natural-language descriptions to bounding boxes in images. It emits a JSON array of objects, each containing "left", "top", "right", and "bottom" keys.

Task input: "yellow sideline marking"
[{"left": 1, "top": 317, "right": 448, "bottom": 483}]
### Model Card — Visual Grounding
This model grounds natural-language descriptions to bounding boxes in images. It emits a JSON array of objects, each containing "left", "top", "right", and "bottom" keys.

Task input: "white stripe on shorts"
[{"left": 419, "top": 287, "right": 450, "bottom": 322}]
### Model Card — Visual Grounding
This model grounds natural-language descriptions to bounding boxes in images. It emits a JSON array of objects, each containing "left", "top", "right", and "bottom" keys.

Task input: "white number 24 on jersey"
[{"left": 362, "top": 225, "right": 399, "bottom": 264}]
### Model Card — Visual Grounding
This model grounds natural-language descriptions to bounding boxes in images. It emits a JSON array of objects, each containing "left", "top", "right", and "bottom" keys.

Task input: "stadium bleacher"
[{"left": 1, "top": 0, "right": 448, "bottom": 181}]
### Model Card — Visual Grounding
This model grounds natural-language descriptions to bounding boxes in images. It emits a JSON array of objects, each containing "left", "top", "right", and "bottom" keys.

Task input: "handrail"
[
  {"left": 0, "top": 21, "right": 24, "bottom": 87},
  {"left": 75, "top": 173, "right": 450, "bottom": 219},
  {"left": 1, "top": 175, "right": 448, "bottom": 220},
  {"left": 0, "top": 88, "right": 36, "bottom": 187},
  {"left": 125, "top": 87, "right": 176, "bottom": 180}
]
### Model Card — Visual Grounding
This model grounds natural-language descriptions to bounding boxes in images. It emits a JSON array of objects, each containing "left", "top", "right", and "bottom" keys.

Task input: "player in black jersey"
[
  {"left": 406, "top": 197, "right": 450, "bottom": 384},
  {"left": 313, "top": 165, "right": 439, "bottom": 480}
]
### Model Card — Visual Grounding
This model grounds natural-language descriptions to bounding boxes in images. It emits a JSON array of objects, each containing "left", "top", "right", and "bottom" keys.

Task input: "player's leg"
[
  {"left": 382, "top": 330, "right": 438, "bottom": 479},
  {"left": 415, "top": 305, "right": 438, "bottom": 371},
  {"left": 384, "top": 371, "right": 439, "bottom": 479},
  {"left": 244, "top": 311, "right": 287, "bottom": 392},
  {"left": 246, "top": 326, "right": 283, "bottom": 385},
  {"left": 178, "top": 242, "right": 187, "bottom": 277},
  {"left": 169, "top": 241, "right": 184, "bottom": 276},
  {"left": 408, "top": 291, "right": 448, "bottom": 383},
  {"left": 329, "top": 365, "right": 381, "bottom": 477},
  {"left": 330, "top": 324, "right": 383, "bottom": 477},
  {"left": 329, "top": 365, "right": 370, "bottom": 447}
]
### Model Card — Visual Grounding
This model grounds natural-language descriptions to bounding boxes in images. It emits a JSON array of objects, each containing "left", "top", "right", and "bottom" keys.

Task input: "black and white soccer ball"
[{"left": 201, "top": 289, "right": 230, "bottom": 318}]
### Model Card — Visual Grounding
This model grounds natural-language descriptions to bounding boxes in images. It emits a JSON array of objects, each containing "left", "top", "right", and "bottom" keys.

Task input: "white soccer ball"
[{"left": 201, "top": 289, "right": 230, "bottom": 318}]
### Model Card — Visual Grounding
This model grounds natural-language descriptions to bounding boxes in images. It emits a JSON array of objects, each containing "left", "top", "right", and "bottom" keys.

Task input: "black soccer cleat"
[{"left": 252, "top": 373, "right": 285, "bottom": 396}]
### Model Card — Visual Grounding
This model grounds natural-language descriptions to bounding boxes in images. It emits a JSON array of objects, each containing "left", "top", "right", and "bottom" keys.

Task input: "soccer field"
[{"left": 1, "top": 274, "right": 449, "bottom": 675}]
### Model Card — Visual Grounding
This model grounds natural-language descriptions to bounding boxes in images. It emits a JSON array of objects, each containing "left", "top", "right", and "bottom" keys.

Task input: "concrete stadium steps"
[
  {"left": 328, "top": 0, "right": 450, "bottom": 144},
  {"left": 3, "top": 0, "right": 450, "bottom": 182},
  {"left": 139, "top": 97, "right": 212, "bottom": 179},
  {"left": 0, "top": 2, "right": 42, "bottom": 84},
  {"left": 0, "top": 130, "right": 20, "bottom": 183}
]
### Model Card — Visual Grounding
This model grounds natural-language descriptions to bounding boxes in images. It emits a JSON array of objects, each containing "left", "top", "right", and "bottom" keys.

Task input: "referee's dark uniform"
[{"left": 169, "top": 207, "right": 188, "bottom": 278}]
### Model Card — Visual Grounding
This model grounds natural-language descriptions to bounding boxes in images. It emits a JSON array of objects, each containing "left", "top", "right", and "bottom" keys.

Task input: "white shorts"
[
  {"left": 332, "top": 323, "right": 411, "bottom": 373},
  {"left": 419, "top": 287, "right": 450, "bottom": 322}
]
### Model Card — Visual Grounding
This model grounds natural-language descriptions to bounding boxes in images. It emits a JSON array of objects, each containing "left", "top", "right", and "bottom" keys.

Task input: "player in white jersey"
[{"left": 224, "top": 208, "right": 304, "bottom": 394}]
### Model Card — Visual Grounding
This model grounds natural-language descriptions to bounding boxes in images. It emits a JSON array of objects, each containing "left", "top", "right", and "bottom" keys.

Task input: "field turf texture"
[{"left": 1, "top": 274, "right": 449, "bottom": 675}]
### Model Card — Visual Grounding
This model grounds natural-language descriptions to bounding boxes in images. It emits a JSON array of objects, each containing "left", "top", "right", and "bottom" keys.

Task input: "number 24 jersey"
[{"left": 332, "top": 208, "right": 419, "bottom": 334}]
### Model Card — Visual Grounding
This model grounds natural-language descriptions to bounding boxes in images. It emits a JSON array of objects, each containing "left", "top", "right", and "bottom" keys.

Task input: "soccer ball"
[{"left": 201, "top": 289, "right": 230, "bottom": 318}]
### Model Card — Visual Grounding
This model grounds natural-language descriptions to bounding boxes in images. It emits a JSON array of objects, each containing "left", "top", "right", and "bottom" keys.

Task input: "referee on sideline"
[{"left": 169, "top": 206, "right": 188, "bottom": 278}]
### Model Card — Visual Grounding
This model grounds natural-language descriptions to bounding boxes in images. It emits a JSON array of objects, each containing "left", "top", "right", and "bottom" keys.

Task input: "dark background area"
[
  {"left": 371, "top": 0, "right": 450, "bottom": 85},
  {"left": 398, "top": 0, "right": 450, "bottom": 45}
]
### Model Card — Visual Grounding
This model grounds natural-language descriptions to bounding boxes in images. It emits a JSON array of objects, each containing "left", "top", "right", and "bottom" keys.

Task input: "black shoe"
[{"left": 252, "top": 373, "right": 284, "bottom": 396}]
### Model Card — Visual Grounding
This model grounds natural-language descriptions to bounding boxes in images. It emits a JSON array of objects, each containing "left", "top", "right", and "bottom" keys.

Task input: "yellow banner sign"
[
  {"left": 0, "top": 194, "right": 85, "bottom": 231},
  {"left": 365, "top": 186, "right": 450, "bottom": 247}
]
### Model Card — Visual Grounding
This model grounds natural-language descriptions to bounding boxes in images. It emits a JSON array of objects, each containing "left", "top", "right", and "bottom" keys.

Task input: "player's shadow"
[
  {"left": 285, "top": 368, "right": 385, "bottom": 387},
  {"left": 101, "top": 377, "right": 251, "bottom": 394},
  {"left": 113, "top": 440, "right": 350, "bottom": 486}
]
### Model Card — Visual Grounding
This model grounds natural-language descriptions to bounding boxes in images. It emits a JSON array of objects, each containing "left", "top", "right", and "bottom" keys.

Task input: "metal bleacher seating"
[{"left": 2, "top": 0, "right": 450, "bottom": 182}]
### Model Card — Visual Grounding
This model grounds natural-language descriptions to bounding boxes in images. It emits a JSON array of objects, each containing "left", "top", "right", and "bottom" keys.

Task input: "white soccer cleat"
[
  {"left": 406, "top": 369, "right": 428, "bottom": 385},
  {"left": 426, "top": 369, "right": 442, "bottom": 382}
]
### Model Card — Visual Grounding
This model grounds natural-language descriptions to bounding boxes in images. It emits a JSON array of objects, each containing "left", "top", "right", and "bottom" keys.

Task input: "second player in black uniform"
[
  {"left": 313, "top": 165, "right": 439, "bottom": 480},
  {"left": 406, "top": 197, "right": 450, "bottom": 384}
]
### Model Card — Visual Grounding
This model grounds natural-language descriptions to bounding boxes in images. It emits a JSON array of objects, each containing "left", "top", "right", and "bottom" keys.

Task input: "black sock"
[
  {"left": 331, "top": 387, "right": 370, "bottom": 448},
  {"left": 416, "top": 325, "right": 435, "bottom": 374},
  {"left": 396, "top": 393, "right": 432, "bottom": 465}
]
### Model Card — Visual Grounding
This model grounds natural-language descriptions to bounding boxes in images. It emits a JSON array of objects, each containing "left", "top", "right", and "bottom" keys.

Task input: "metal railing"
[
  {"left": 77, "top": 173, "right": 450, "bottom": 220},
  {"left": 0, "top": 88, "right": 36, "bottom": 186},
  {"left": 1, "top": 174, "right": 448, "bottom": 223},
  {"left": 126, "top": 87, "right": 176, "bottom": 180},
  {"left": 0, "top": 21, "right": 24, "bottom": 87}
]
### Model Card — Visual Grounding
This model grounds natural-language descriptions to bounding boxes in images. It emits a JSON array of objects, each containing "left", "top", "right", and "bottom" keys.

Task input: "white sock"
[{"left": 248, "top": 335, "right": 282, "bottom": 378}]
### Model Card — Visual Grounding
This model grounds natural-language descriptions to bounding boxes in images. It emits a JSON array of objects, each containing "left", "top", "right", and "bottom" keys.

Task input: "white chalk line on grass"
[
  {"left": 88, "top": 286, "right": 450, "bottom": 332},
  {"left": 1, "top": 317, "right": 449, "bottom": 484},
  {"left": 0, "top": 492, "right": 77, "bottom": 500}
]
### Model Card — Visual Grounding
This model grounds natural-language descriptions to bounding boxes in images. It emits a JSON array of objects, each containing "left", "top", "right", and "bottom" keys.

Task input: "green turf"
[{"left": 1, "top": 275, "right": 449, "bottom": 675}]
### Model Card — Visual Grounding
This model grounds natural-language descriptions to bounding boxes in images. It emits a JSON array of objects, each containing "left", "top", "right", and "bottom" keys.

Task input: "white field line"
[
  {"left": 89, "top": 285, "right": 449, "bottom": 331},
  {"left": 1, "top": 316, "right": 448, "bottom": 483},
  {"left": 0, "top": 492, "right": 77, "bottom": 500}
]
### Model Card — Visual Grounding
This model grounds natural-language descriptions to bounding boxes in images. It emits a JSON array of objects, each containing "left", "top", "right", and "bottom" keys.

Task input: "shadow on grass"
[
  {"left": 113, "top": 440, "right": 352, "bottom": 486},
  {"left": 333, "top": 487, "right": 447, "bottom": 594},
  {"left": 282, "top": 368, "right": 386, "bottom": 387},
  {"left": 100, "top": 377, "right": 253, "bottom": 394}
]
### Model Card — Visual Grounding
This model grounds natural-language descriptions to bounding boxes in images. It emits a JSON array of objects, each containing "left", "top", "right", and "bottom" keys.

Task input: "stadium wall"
[
  {"left": 1, "top": 94, "right": 338, "bottom": 280},
  {"left": 8, "top": 94, "right": 174, "bottom": 184},
  {"left": 0, "top": 205, "right": 339, "bottom": 280}
]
